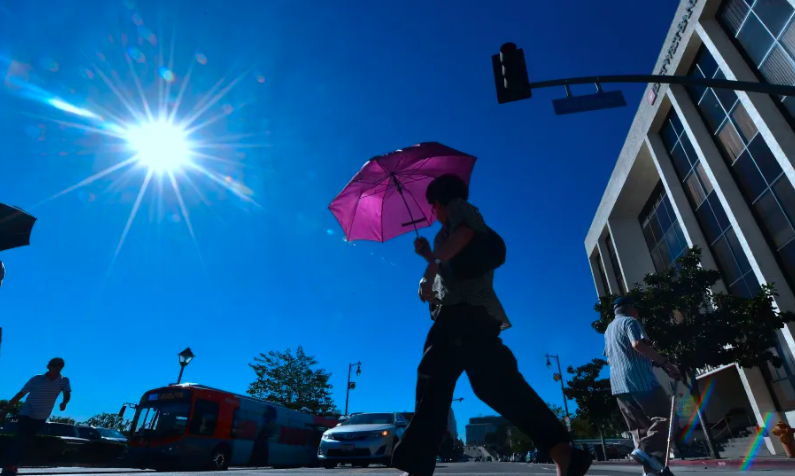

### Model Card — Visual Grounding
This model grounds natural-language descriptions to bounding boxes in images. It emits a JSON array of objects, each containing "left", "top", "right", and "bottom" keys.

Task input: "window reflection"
[{"left": 639, "top": 183, "right": 687, "bottom": 273}]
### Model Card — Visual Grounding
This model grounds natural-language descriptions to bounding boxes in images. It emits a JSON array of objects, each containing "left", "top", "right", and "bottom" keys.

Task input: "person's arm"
[
  {"left": 423, "top": 199, "right": 477, "bottom": 281},
  {"left": 1, "top": 379, "right": 33, "bottom": 419},
  {"left": 627, "top": 322, "right": 681, "bottom": 379},
  {"left": 59, "top": 380, "right": 72, "bottom": 411},
  {"left": 631, "top": 339, "right": 667, "bottom": 366},
  {"left": 1, "top": 390, "right": 27, "bottom": 416}
]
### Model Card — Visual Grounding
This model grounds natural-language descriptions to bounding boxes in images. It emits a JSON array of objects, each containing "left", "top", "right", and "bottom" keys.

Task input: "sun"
[{"left": 125, "top": 121, "right": 192, "bottom": 172}]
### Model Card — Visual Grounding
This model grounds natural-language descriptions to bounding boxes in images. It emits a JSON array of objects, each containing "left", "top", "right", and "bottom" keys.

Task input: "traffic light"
[{"left": 492, "top": 43, "right": 531, "bottom": 104}]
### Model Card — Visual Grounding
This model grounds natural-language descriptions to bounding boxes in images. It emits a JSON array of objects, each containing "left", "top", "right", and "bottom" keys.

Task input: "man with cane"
[{"left": 604, "top": 297, "right": 681, "bottom": 475}]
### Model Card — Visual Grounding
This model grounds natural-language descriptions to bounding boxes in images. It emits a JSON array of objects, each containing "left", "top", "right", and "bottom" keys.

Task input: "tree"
[
  {"left": 563, "top": 358, "right": 625, "bottom": 460},
  {"left": 592, "top": 247, "right": 795, "bottom": 458},
  {"left": 82, "top": 412, "right": 131, "bottom": 432},
  {"left": 0, "top": 400, "right": 22, "bottom": 419},
  {"left": 49, "top": 416, "right": 75, "bottom": 425},
  {"left": 248, "top": 346, "right": 337, "bottom": 415}
]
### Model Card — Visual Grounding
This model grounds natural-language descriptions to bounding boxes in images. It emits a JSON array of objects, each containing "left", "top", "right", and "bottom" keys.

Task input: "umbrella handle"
[{"left": 393, "top": 176, "right": 421, "bottom": 238}]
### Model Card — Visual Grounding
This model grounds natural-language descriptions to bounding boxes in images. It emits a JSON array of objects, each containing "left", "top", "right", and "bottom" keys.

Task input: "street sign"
[{"left": 552, "top": 90, "right": 627, "bottom": 115}]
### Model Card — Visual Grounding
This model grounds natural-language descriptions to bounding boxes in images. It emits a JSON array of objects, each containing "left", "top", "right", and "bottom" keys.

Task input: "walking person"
[
  {"left": 604, "top": 297, "right": 681, "bottom": 474},
  {"left": 0, "top": 358, "right": 72, "bottom": 476},
  {"left": 391, "top": 174, "right": 591, "bottom": 476}
]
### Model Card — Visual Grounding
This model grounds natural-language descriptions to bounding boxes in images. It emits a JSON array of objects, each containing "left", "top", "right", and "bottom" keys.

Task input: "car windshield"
[
  {"left": 342, "top": 413, "right": 394, "bottom": 425},
  {"left": 97, "top": 428, "right": 126, "bottom": 439},
  {"left": 133, "top": 402, "right": 190, "bottom": 438}
]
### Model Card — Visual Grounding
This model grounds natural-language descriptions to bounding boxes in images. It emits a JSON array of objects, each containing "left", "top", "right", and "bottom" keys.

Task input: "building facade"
[
  {"left": 585, "top": 0, "right": 795, "bottom": 455},
  {"left": 465, "top": 416, "right": 505, "bottom": 445}
]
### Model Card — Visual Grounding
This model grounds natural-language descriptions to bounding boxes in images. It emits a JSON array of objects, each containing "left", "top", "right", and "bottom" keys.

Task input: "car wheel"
[{"left": 209, "top": 446, "right": 231, "bottom": 471}]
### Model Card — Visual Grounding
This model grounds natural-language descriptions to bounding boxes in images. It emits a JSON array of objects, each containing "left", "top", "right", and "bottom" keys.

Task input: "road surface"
[{"left": 16, "top": 462, "right": 795, "bottom": 476}]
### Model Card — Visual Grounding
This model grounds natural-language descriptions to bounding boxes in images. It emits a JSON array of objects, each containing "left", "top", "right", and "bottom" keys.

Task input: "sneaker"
[
  {"left": 567, "top": 448, "right": 592, "bottom": 476},
  {"left": 630, "top": 449, "right": 665, "bottom": 474}
]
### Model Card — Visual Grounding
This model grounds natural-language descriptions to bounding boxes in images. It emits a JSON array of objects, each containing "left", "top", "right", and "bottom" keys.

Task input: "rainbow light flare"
[
  {"left": 740, "top": 412, "right": 773, "bottom": 472},
  {"left": 680, "top": 378, "right": 715, "bottom": 443}
]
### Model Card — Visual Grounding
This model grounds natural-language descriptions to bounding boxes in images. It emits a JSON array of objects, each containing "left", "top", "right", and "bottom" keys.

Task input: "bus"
[{"left": 120, "top": 383, "right": 339, "bottom": 471}]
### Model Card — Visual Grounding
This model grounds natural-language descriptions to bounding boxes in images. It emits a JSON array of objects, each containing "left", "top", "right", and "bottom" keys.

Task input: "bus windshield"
[{"left": 133, "top": 401, "right": 190, "bottom": 438}]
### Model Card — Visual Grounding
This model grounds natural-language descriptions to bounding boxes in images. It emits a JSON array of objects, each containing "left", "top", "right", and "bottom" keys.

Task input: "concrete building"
[
  {"left": 465, "top": 416, "right": 505, "bottom": 445},
  {"left": 585, "top": 0, "right": 795, "bottom": 455}
]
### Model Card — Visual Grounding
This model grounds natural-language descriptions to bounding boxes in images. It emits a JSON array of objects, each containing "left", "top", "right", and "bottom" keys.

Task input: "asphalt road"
[{"left": 17, "top": 462, "right": 795, "bottom": 476}]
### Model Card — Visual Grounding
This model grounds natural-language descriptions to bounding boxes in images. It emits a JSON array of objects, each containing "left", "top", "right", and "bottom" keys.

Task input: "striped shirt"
[
  {"left": 604, "top": 314, "right": 659, "bottom": 395},
  {"left": 431, "top": 198, "right": 510, "bottom": 330},
  {"left": 19, "top": 374, "right": 71, "bottom": 420}
]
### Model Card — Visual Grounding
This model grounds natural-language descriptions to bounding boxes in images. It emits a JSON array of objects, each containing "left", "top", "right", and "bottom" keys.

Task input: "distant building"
[{"left": 465, "top": 416, "right": 505, "bottom": 445}]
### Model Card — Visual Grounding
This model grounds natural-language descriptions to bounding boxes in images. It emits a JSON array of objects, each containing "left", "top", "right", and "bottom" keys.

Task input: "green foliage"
[
  {"left": 563, "top": 359, "right": 625, "bottom": 438},
  {"left": 483, "top": 423, "right": 511, "bottom": 456},
  {"left": 592, "top": 247, "right": 795, "bottom": 380},
  {"left": 81, "top": 412, "right": 131, "bottom": 432},
  {"left": 247, "top": 346, "right": 337, "bottom": 415},
  {"left": 0, "top": 400, "right": 23, "bottom": 419},
  {"left": 49, "top": 416, "right": 76, "bottom": 425}
]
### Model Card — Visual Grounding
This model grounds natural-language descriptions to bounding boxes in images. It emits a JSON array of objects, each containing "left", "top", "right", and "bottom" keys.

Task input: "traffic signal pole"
[
  {"left": 526, "top": 74, "right": 795, "bottom": 97},
  {"left": 493, "top": 43, "right": 795, "bottom": 107}
]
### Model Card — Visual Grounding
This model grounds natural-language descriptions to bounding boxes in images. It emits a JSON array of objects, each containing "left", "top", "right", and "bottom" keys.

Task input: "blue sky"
[{"left": 0, "top": 0, "right": 678, "bottom": 438}]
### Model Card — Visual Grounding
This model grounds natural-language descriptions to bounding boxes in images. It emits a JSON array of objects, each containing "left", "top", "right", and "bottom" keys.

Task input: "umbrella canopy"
[
  {"left": 329, "top": 142, "right": 477, "bottom": 242},
  {"left": 0, "top": 203, "right": 37, "bottom": 252}
]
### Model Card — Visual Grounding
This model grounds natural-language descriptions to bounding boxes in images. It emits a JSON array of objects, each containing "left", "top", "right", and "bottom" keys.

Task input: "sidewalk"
[
  {"left": 596, "top": 456, "right": 795, "bottom": 470},
  {"left": 17, "top": 469, "right": 148, "bottom": 475}
]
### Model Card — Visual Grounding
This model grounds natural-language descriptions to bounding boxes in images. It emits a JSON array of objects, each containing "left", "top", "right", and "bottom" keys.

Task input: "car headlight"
[
  {"left": 369, "top": 430, "right": 390, "bottom": 438},
  {"left": 323, "top": 432, "right": 335, "bottom": 440}
]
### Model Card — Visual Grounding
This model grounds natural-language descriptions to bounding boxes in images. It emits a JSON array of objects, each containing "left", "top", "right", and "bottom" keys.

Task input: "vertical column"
[
  {"left": 589, "top": 253, "right": 608, "bottom": 297},
  {"left": 737, "top": 366, "right": 785, "bottom": 455},
  {"left": 645, "top": 134, "right": 724, "bottom": 291},
  {"left": 697, "top": 18, "right": 795, "bottom": 353},
  {"left": 597, "top": 239, "right": 621, "bottom": 295},
  {"left": 668, "top": 84, "right": 788, "bottom": 454},
  {"left": 606, "top": 218, "right": 655, "bottom": 289}
]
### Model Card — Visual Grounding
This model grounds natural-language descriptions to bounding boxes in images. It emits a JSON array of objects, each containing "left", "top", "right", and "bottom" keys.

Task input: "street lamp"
[
  {"left": 176, "top": 347, "right": 194, "bottom": 385},
  {"left": 545, "top": 354, "right": 572, "bottom": 434},
  {"left": 345, "top": 361, "right": 362, "bottom": 416}
]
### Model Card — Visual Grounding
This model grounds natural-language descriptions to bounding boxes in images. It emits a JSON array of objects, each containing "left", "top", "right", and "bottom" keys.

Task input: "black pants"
[
  {"left": 392, "top": 304, "right": 570, "bottom": 476},
  {"left": 2, "top": 416, "right": 47, "bottom": 472}
]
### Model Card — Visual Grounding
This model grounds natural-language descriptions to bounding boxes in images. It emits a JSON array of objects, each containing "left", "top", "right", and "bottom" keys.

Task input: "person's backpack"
[{"left": 448, "top": 225, "right": 506, "bottom": 279}]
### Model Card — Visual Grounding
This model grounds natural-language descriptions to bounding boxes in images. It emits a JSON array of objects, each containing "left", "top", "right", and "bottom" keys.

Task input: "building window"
[
  {"left": 686, "top": 45, "right": 795, "bottom": 294},
  {"left": 594, "top": 252, "right": 611, "bottom": 295},
  {"left": 718, "top": 0, "right": 795, "bottom": 122},
  {"left": 639, "top": 182, "right": 689, "bottom": 272},
  {"left": 605, "top": 232, "right": 627, "bottom": 295},
  {"left": 659, "top": 110, "right": 761, "bottom": 298}
]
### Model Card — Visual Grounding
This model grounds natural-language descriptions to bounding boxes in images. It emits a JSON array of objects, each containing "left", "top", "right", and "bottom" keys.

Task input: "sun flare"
[{"left": 125, "top": 121, "right": 192, "bottom": 172}]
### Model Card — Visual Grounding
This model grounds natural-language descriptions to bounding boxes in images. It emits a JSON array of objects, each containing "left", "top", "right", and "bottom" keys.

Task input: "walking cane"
[{"left": 663, "top": 380, "right": 679, "bottom": 476}]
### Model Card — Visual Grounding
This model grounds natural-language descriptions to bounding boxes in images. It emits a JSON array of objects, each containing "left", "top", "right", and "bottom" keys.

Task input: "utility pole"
[
  {"left": 545, "top": 354, "right": 572, "bottom": 434},
  {"left": 345, "top": 361, "right": 362, "bottom": 416}
]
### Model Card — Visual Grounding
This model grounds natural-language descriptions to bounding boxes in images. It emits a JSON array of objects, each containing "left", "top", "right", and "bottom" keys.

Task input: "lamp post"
[
  {"left": 176, "top": 347, "right": 194, "bottom": 385},
  {"left": 545, "top": 354, "right": 572, "bottom": 433},
  {"left": 345, "top": 361, "right": 361, "bottom": 416}
]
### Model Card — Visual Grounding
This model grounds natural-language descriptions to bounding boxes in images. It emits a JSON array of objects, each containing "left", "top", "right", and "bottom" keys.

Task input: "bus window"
[
  {"left": 190, "top": 400, "right": 219, "bottom": 436},
  {"left": 232, "top": 409, "right": 258, "bottom": 440}
]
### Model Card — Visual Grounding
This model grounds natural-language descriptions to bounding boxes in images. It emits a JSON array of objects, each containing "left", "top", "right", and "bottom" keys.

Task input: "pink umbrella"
[{"left": 329, "top": 142, "right": 477, "bottom": 242}]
